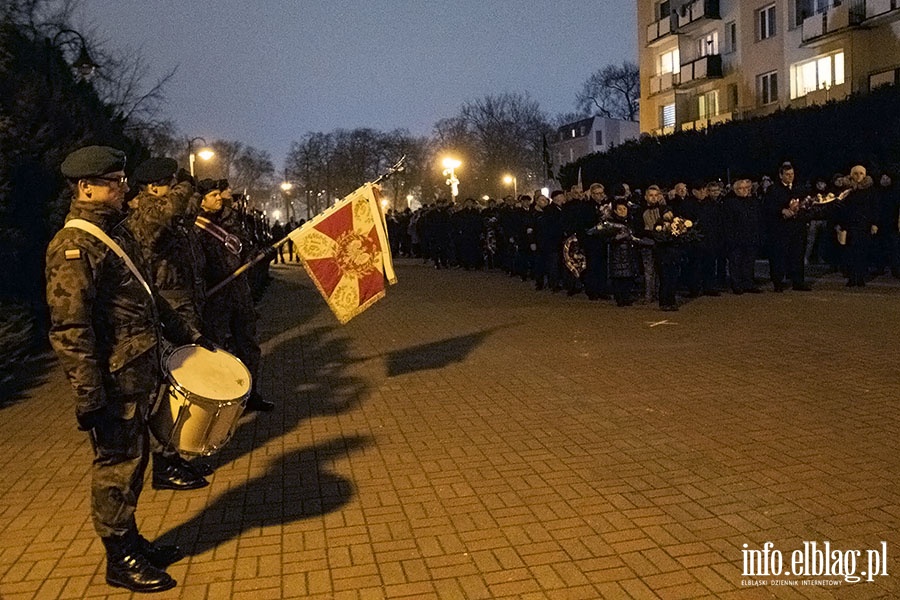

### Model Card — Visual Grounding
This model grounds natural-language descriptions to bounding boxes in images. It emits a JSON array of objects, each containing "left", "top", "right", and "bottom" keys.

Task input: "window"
[
  {"left": 657, "top": 0, "right": 671, "bottom": 20},
  {"left": 758, "top": 4, "right": 777, "bottom": 40},
  {"left": 869, "top": 68, "right": 899, "bottom": 90},
  {"left": 699, "top": 90, "right": 719, "bottom": 119},
  {"left": 725, "top": 21, "right": 737, "bottom": 53},
  {"left": 595, "top": 130, "right": 603, "bottom": 146},
  {"left": 789, "top": 51, "right": 845, "bottom": 98},
  {"left": 659, "top": 48, "right": 680, "bottom": 74},
  {"left": 660, "top": 103, "right": 676, "bottom": 128},
  {"left": 699, "top": 31, "right": 719, "bottom": 57},
  {"left": 758, "top": 71, "right": 779, "bottom": 105}
]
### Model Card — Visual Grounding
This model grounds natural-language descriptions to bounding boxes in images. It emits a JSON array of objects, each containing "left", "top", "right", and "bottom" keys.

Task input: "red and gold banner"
[{"left": 289, "top": 184, "right": 396, "bottom": 324}]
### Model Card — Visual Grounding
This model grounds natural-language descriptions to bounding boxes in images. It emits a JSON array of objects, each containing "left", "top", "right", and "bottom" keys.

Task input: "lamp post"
[
  {"left": 51, "top": 29, "right": 98, "bottom": 79},
  {"left": 442, "top": 157, "right": 461, "bottom": 201},
  {"left": 280, "top": 180, "right": 294, "bottom": 221},
  {"left": 188, "top": 137, "right": 214, "bottom": 177},
  {"left": 502, "top": 174, "right": 518, "bottom": 200}
]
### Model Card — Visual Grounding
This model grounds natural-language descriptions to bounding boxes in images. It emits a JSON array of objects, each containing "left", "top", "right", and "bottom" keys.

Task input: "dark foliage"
[{"left": 560, "top": 86, "right": 900, "bottom": 190}]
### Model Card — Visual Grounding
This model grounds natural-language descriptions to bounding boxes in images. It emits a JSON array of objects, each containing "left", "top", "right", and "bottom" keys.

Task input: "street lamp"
[
  {"left": 188, "top": 137, "right": 214, "bottom": 177},
  {"left": 280, "top": 180, "right": 294, "bottom": 221},
  {"left": 442, "top": 157, "right": 461, "bottom": 201},
  {"left": 502, "top": 174, "right": 518, "bottom": 199},
  {"left": 51, "top": 29, "right": 98, "bottom": 79}
]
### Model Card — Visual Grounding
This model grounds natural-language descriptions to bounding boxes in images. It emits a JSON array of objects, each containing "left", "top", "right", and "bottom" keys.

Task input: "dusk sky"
[{"left": 75, "top": 1, "right": 637, "bottom": 169}]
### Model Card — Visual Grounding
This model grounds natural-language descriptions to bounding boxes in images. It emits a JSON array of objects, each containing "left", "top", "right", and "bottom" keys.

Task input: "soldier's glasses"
[{"left": 96, "top": 175, "right": 127, "bottom": 185}]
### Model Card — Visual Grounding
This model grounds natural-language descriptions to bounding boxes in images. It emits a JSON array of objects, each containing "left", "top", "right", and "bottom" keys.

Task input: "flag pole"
[{"left": 206, "top": 156, "right": 407, "bottom": 298}]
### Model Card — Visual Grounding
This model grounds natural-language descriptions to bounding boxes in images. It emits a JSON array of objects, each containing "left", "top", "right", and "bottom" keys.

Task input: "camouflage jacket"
[
  {"left": 45, "top": 200, "right": 199, "bottom": 421},
  {"left": 130, "top": 183, "right": 206, "bottom": 322}
]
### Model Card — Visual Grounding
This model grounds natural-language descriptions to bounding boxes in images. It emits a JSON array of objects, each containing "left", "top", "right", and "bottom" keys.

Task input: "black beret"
[
  {"left": 133, "top": 157, "right": 177, "bottom": 184},
  {"left": 197, "top": 178, "right": 219, "bottom": 196},
  {"left": 60, "top": 145, "right": 126, "bottom": 179}
]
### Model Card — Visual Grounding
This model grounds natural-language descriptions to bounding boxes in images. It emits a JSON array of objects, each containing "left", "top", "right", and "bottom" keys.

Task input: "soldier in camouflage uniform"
[
  {"left": 45, "top": 146, "right": 214, "bottom": 593},
  {"left": 129, "top": 157, "right": 212, "bottom": 489},
  {"left": 195, "top": 178, "right": 273, "bottom": 412}
]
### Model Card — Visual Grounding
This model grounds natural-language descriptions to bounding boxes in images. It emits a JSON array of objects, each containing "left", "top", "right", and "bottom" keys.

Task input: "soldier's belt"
[{"left": 195, "top": 216, "right": 242, "bottom": 256}]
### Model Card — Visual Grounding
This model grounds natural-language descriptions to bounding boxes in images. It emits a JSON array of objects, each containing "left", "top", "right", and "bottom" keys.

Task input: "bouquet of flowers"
[{"left": 651, "top": 215, "right": 702, "bottom": 244}]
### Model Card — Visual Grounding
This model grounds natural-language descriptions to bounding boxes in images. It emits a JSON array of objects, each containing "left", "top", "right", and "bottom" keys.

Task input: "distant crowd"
[{"left": 385, "top": 163, "right": 898, "bottom": 310}]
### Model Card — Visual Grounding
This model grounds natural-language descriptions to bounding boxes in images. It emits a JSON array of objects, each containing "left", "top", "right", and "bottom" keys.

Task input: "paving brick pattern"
[{"left": 1, "top": 260, "right": 899, "bottom": 599}]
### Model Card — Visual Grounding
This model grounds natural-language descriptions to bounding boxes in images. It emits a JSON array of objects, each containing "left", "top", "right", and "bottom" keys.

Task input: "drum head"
[{"left": 167, "top": 345, "right": 251, "bottom": 401}]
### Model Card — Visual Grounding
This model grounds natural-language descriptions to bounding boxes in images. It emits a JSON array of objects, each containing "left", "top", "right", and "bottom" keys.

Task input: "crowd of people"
[{"left": 386, "top": 162, "right": 898, "bottom": 310}]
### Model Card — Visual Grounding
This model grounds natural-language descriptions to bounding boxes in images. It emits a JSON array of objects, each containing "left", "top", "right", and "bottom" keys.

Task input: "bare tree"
[
  {"left": 576, "top": 61, "right": 640, "bottom": 122},
  {"left": 231, "top": 146, "right": 275, "bottom": 194},
  {"left": 440, "top": 92, "right": 551, "bottom": 196}
]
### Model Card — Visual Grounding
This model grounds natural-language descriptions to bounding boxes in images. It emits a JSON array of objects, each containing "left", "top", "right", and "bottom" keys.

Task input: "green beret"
[
  {"left": 60, "top": 145, "right": 126, "bottom": 179},
  {"left": 133, "top": 157, "right": 178, "bottom": 184}
]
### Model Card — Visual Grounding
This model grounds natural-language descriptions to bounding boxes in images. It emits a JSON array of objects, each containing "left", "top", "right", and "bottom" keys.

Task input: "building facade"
[
  {"left": 551, "top": 116, "right": 640, "bottom": 172},
  {"left": 638, "top": 0, "right": 900, "bottom": 135}
]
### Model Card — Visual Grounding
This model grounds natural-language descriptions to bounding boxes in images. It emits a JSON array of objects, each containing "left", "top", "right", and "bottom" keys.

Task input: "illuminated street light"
[
  {"left": 502, "top": 174, "right": 518, "bottom": 199},
  {"left": 441, "top": 157, "right": 461, "bottom": 201},
  {"left": 188, "top": 137, "right": 214, "bottom": 177},
  {"left": 280, "top": 181, "right": 293, "bottom": 192}
]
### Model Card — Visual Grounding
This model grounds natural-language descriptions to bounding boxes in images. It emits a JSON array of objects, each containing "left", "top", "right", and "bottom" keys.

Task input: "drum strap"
[
  {"left": 65, "top": 219, "right": 153, "bottom": 298},
  {"left": 194, "top": 216, "right": 243, "bottom": 256}
]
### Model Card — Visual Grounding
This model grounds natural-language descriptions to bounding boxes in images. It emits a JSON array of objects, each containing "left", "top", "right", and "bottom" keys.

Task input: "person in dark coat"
[
  {"left": 836, "top": 165, "right": 878, "bottom": 286},
  {"left": 593, "top": 198, "right": 644, "bottom": 306},
  {"left": 581, "top": 183, "right": 612, "bottom": 300},
  {"left": 678, "top": 180, "right": 722, "bottom": 297},
  {"left": 873, "top": 173, "right": 899, "bottom": 278},
  {"left": 764, "top": 162, "right": 812, "bottom": 291},
  {"left": 46, "top": 146, "right": 211, "bottom": 592},
  {"left": 723, "top": 178, "right": 763, "bottom": 294},
  {"left": 534, "top": 191, "right": 566, "bottom": 291}
]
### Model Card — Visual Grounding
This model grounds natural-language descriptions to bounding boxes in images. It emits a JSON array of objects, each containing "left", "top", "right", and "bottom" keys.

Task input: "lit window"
[
  {"left": 699, "top": 90, "right": 719, "bottom": 119},
  {"left": 661, "top": 103, "right": 676, "bottom": 128},
  {"left": 758, "top": 4, "right": 777, "bottom": 40},
  {"left": 699, "top": 31, "right": 719, "bottom": 57},
  {"left": 659, "top": 48, "right": 680, "bottom": 74},
  {"left": 789, "top": 51, "right": 845, "bottom": 98}
]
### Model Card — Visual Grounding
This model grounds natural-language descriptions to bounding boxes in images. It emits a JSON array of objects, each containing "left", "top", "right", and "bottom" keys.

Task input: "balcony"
[
  {"left": 647, "top": 13, "right": 678, "bottom": 46},
  {"left": 865, "top": 0, "right": 900, "bottom": 20},
  {"left": 650, "top": 72, "right": 676, "bottom": 94},
  {"left": 679, "top": 0, "right": 720, "bottom": 30},
  {"left": 681, "top": 112, "right": 733, "bottom": 131},
  {"left": 677, "top": 54, "right": 723, "bottom": 87},
  {"left": 802, "top": 0, "right": 866, "bottom": 44}
]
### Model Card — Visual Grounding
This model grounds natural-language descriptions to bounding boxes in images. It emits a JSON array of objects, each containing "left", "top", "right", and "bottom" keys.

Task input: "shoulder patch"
[{"left": 64, "top": 249, "right": 82, "bottom": 260}]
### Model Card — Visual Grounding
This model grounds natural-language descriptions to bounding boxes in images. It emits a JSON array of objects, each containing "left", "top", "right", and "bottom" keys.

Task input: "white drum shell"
[{"left": 151, "top": 345, "right": 251, "bottom": 456}]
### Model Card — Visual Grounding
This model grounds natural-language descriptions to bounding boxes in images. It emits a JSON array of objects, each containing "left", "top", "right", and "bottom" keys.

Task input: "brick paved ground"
[{"left": 1, "top": 259, "right": 899, "bottom": 599}]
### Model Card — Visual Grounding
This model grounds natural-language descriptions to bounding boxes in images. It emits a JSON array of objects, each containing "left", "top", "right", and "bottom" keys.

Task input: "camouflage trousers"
[{"left": 88, "top": 351, "right": 159, "bottom": 538}]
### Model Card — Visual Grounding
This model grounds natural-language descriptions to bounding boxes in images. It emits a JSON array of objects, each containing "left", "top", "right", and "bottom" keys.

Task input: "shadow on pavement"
[
  {"left": 0, "top": 350, "right": 54, "bottom": 410},
  {"left": 385, "top": 324, "right": 514, "bottom": 377},
  {"left": 161, "top": 269, "right": 371, "bottom": 554},
  {"left": 161, "top": 435, "right": 372, "bottom": 556}
]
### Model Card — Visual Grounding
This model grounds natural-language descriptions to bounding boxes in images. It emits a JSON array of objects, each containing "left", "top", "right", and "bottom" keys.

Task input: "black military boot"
[
  {"left": 102, "top": 535, "right": 176, "bottom": 593},
  {"left": 136, "top": 534, "right": 184, "bottom": 568},
  {"left": 245, "top": 392, "right": 274, "bottom": 412},
  {"left": 151, "top": 453, "right": 209, "bottom": 491}
]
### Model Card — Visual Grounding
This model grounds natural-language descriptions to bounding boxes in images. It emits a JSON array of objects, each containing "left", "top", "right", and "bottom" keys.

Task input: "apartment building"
[
  {"left": 551, "top": 116, "right": 641, "bottom": 169},
  {"left": 638, "top": 0, "right": 900, "bottom": 135}
]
